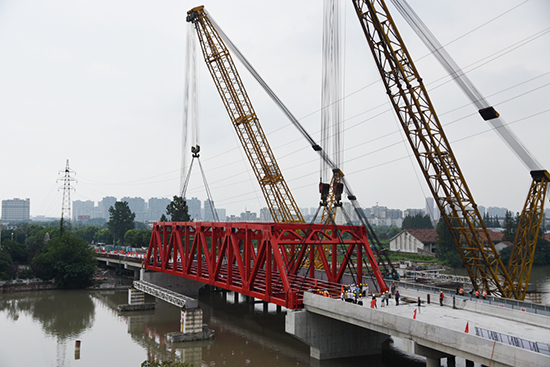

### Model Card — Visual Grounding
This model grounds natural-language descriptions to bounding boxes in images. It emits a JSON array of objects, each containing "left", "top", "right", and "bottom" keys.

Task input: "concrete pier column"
[
  {"left": 415, "top": 344, "right": 446, "bottom": 367},
  {"left": 233, "top": 292, "right": 239, "bottom": 304},
  {"left": 286, "top": 309, "right": 388, "bottom": 360},
  {"left": 425, "top": 357, "right": 440, "bottom": 367},
  {"left": 447, "top": 356, "right": 456, "bottom": 367},
  {"left": 181, "top": 308, "right": 203, "bottom": 334},
  {"left": 128, "top": 288, "right": 145, "bottom": 305}
]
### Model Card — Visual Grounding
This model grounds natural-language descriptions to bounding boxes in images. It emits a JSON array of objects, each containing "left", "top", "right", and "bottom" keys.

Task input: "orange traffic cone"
[{"left": 465, "top": 322, "right": 469, "bottom": 333}]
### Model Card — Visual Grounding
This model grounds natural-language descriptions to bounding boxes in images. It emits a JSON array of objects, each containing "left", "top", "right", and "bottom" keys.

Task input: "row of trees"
[{"left": 0, "top": 195, "right": 191, "bottom": 284}]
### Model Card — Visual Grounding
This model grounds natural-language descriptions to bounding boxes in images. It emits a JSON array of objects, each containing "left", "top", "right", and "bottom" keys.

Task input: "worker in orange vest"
[
  {"left": 459, "top": 286, "right": 464, "bottom": 296},
  {"left": 482, "top": 290, "right": 487, "bottom": 299},
  {"left": 439, "top": 291, "right": 444, "bottom": 306},
  {"left": 475, "top": 289, "right": 479, "bottom": 298}
]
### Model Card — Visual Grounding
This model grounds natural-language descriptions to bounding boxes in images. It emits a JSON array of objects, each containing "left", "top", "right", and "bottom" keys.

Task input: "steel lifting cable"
[
  {"left": 390, "top": 0, "right": 542, "bottom": 172},
  {"left": 197, "top": 158, "right": 220, "bottom": 222},
  {"left": 180, "top": 23, "right": 219, "bottom": 221}
]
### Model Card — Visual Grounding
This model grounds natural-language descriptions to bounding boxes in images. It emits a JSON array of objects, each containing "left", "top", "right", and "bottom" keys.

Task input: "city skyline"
[
  {"left": 0, "top": 1, "right": 548, "bottom": 219},
  {"left": 4, "top": 194, "right": 540, "bottom": 226}
]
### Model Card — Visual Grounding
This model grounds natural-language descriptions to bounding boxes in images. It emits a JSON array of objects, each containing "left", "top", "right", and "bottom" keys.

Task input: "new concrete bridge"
[{"left": 286, "top": 289, "right": 550, "bottom": 366}]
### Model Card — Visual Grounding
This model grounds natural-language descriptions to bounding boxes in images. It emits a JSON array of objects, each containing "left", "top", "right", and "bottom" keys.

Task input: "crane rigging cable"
[
  {"left": 179, "top": 22, "right": 219, "bottom": 221},
  {"left": 321, "top": 0, "right": 344, "bottom": 183},
  {"left": 181, "top": 22, "right": 200, "bottom": 195},
  {"left": 390, "top": 0, "right": 543, "bottom": 172}
]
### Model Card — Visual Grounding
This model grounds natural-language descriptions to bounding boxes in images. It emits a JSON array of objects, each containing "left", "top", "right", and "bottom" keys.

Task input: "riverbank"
[{"left": 1, "top": 266, "right": 134, "bottom": 293}]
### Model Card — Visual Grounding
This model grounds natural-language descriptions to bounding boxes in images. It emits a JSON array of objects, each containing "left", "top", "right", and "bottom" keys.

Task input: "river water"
[{"left": 1, "top": 267, "right": 548, "bottom": 367}]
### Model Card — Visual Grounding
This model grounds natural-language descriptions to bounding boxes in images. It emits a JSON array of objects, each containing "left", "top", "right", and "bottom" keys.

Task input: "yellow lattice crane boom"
[
  {"left": 186, "top": 6, "right": 303, "bottom": 224},
  {"left": 351, "top": 0, "right": 549, "bottom": 299}
]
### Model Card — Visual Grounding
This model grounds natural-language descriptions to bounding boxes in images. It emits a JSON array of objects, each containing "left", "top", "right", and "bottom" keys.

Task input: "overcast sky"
[{"left": 0, "top": 0, "right": 549, "bottom": 219}]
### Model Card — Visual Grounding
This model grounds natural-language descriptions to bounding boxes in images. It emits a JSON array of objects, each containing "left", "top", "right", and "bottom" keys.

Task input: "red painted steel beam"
[{"left": 145, "top": 222, "right": 388, "bottom": 309}]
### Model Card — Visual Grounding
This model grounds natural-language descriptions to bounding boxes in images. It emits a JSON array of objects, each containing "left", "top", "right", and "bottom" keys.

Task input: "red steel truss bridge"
[{"left": 145, "top": 221, "right": 388, "bottom": 309}]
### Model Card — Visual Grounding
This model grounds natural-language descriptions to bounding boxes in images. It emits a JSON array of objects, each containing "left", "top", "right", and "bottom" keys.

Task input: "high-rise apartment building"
[
  {"left": 148, "top": 197, "right": 171, "bottom": 222},
  {"left": 1, "top": 198, "right": 30, "bottom": 222},
  {"left": 73, "top": 200, "right": 95, "bottom": 221},
  {"left": 121, "top": 197, "right": 147, "bottom": 221},
  {"left": 185, "top": 197, "right": 202, "bottom": 221}
]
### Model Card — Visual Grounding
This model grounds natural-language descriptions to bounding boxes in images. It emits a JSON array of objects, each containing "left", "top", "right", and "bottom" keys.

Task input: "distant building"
[
  {"left": 240, "top": 210, "right": 257, "bottom": 222},
  {"left": 487, "top": 206, "right": 509, "bottom": 218},
  {"left": 186, "top": 197, "right": 201, "bottom": 221},
  {"left": 148, "top": 197, "right": 170, "bottom": 222},
  {"left": 215, "top": 208, "right": 226, "bottom": 221},
  {"left": 390, "top": 229, "right": 437, "bottom": 255},
  {"left": 121, "top": 197, "right": 147, "bottom": 221},
  {"left": 403, "top": 208, "right": 424, "bottom": 218},
  {"left": 203, "top": 199, "right": 217, "bottom": 221},
  {"left": 260, "top": 207, "right": 273, "bottom": 222},
  {"left": 425, "top": 197, "right": 440, "bottom": 223},
  {"left": 99, "top": 196, "right": 117, "bottom": 220},
  {"left": 1, "top": 198, "right": 30, "bottom": 222},
  {"left": 390, "top": 228, "right": 508, "bottom": 255},
  {"left": 73, "top": 200, "right": 95, "bottom": 221}
]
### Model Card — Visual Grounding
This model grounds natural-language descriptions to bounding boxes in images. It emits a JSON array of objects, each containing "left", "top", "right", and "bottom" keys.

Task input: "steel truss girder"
[{"left": 145, "top": 221, "right": 388, "bottom": 309}]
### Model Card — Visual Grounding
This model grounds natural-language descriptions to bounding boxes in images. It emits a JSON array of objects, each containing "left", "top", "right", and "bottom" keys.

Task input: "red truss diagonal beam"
[{"left": 145, "top": 222, "right": 388, "bottom": 309}]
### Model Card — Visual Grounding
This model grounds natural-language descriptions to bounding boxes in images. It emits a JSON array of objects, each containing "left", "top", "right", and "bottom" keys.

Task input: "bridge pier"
[
  {"left": 118, "top": 287, "right": 155, "bottom": 312},
  {"left": 414, "top": 344, "right": 450, "bottom": 367},
  {"left": 286, "top": 309, "right": 389, "bottom": 360},
  {"left": 180, "top": 308, "right": 203, "bottom": 333}
]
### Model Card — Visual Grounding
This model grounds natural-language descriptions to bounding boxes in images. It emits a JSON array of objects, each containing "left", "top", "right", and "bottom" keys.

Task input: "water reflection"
[
  {"left": 0, "top": 286, "right": 485, "bottom": 366},
  {"left": 0, "top": 291, "right": 95, "bottom": 339}
]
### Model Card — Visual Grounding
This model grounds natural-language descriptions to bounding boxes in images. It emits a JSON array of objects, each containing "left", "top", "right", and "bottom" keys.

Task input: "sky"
[{"left": 0, "top": 0, "right": 549, "bottom": 219}]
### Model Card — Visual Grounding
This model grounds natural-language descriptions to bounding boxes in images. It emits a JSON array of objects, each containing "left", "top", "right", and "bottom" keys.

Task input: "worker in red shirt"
[{"left": 439, "top": 291, "right": 444, "bottom": 306}]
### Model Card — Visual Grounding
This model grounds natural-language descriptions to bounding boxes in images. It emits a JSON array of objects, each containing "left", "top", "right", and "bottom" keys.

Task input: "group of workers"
[{"left": 457, "top": 286, "right": 488, "bottom": 299}]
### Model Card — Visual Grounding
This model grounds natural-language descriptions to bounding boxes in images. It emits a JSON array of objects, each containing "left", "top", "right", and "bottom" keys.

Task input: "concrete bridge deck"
[{"left": 288, "top": 291, "right": 550, "bottom": 366}]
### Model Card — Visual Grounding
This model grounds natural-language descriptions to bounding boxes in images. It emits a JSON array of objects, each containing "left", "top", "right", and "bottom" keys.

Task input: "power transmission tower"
[{"left": 57, "top": 159, "right": 76, "bottom": 231}]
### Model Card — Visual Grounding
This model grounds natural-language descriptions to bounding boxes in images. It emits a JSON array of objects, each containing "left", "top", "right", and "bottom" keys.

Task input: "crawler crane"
[
  {"left": 186, "top": 6, "right": 303, "bottom": 224},
  {"left": 351, "top": 0, "right": 549, "bottom": 299}
]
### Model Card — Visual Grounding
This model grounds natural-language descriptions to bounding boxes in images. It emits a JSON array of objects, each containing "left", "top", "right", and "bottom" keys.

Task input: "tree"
[
  {"left": 159, "top": 214, "right": 168, "bottom": 222},
  {"left": 402, "top": 213, "right": 433, "bottom": 229},
  {"left": 2, "top": 239, "right": 28, "bottom": 263},
  {"left": 108, "top": 201, "right": 135, "bottom": 245},
  {"left": 435, "top": 218, "right": 463, "bottom": 268},
  {"left": 32, "top": 231, "right": 97, "bottom": 288},
  {"left": 166, "top": 196, "right": 191, "bottom": 222},
  {"left": 74, "top": 226, "right": 99, "bottom": 244},
  {"left": 124, "top": 229, "right": 151, "bottom": 247},
  {"left": 0, "top": 249, "right": 14, "bottom": 280},
  {"left": 94, "top": 228, "right": 113, "bottom": 244},
  {"left": 502, "top": 210, "right": 516, "bottom": 242}
]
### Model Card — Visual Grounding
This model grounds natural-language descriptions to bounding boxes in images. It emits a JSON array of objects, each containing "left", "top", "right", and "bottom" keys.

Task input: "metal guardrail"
[
  {"left": 133, "top": 280, "right": 198, "bottom": 309},
  {"left": 393, "top": 280, "right": 550, "bottom": 317},
  {"left": 475, "top": 327, "right": 550, "bottom": 356}
]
